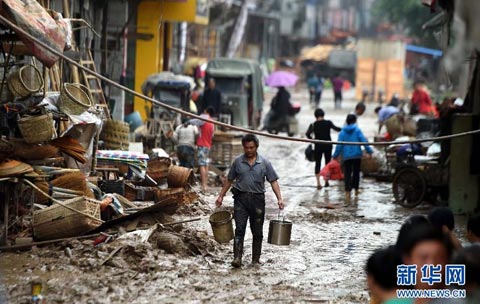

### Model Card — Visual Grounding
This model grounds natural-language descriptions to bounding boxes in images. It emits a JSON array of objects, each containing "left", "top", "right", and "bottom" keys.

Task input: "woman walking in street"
[
  {"left": 333, "top": 114, "right": 373, "bottom": 201},
  {"left": 306, "top": 108, "right": 341, "bottom": 189}
]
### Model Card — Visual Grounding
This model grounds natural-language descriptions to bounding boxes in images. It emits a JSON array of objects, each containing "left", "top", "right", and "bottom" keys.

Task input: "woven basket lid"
[{"left": 0, "top": 160, "right": 33, "bottom": 177}]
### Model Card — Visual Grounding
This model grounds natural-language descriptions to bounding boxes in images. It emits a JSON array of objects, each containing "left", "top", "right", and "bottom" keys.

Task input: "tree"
[{"left": 372, "top": 0, "right": 441, "bottom": 48}]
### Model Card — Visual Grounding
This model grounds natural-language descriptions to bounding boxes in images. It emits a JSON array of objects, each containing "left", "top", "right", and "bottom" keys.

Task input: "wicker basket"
[
  {"left": 210, "top": 141, "right": 243, "bottom": 166},
  {"left": 58, "top": 83, "right": 93, "bottom": 115},
  {"left": 124, "top": 182, "right": 157, "bottom": 201},
  {"left": 361, "top": 156, "right": 381, "bottom": 174},
  {"left": 7, "top": 64, "right": 44, "bottom": 97},
  {"left": 17, "top": 112, "right": 54, "bottom": 144},
  {"left": 147, "top": 157, "right": 172, "bottom": 182},
  {"left": 100, "top": 119, "right": 130, "bottom": 150},
  {"left": 167, "top": 165, "right": 193, "bottom": 188},
  {"left": 33, "top": 196, "right": 102, "bottom": 241}
]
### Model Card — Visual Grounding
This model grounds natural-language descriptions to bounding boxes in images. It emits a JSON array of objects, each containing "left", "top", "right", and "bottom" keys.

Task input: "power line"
[{"left": 2, "top": 14, "right": 479, "bottom": 146}]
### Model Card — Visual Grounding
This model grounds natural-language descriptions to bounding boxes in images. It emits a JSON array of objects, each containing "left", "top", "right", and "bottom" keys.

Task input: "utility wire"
[{"left": 2, "top": 14, "right": 479, "bottom": 146}]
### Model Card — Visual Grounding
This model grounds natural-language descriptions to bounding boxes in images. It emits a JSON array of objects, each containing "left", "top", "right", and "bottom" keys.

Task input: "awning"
[
  {"left": 406, "top": 44, "right": 443, "bottom": 57},
  {"left": 1, "top": 0, "right": 68, "bottom": 67}
]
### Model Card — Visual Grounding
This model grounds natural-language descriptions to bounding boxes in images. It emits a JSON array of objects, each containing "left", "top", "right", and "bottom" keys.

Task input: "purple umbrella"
[{"left": 265, "top": 71, "right": 298, "bottom": 87}]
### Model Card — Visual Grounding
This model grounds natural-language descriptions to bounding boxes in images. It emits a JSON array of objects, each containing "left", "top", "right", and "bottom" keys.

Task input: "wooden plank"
[
  {"left": 100, "top": 246, "right": 123, "bottom": 266},
  {"left": 0, "top": 233, "right": 101, "bottom": 252}
]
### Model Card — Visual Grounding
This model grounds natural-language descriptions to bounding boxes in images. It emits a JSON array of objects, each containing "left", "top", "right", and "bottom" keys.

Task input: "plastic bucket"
[
  {"left": 124, "top": 111, "right": 143, "bottom": 132},
  {"left": 209, "top": 211, "right": 234, "bottom": 243},
  {"left": 268, "top": 219, "right": 292, "bottom": 246}
]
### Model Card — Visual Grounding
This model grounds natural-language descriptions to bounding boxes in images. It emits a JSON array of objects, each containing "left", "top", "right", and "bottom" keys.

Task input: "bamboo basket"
[
  {"left": 167, "top": 165, "right": 193, "bottom": 188},
  {"left": 100, "top": 120, "right": 130, "bottom": 150},
  {"left": 58, "top": 83, "right": 93, "bottom": 115},
  {"left": 210, "top": 141, "right": 243, "bottom": 166},
  {"left": 17, "top": 112, "right": 54, "bottom": 144},
  {"left": 7, "top": 64, "right": 44, "bottom": 97},
  {"left": 147, "top": 157, "right": 172, "bottom": 182},
  {"left": 33, "top": 196, "right": 102, "bottom": 241},
  {"left": 124, "top": 182, "right": 157, "bottom": 201},
  {"left": 361, "top": 156, "right": 381, "bottom": 174}
]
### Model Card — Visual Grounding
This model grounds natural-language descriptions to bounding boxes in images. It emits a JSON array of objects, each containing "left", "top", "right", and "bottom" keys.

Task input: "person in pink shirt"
[{"left": 332, "top": 74, "right": 345, "bottom": 110}]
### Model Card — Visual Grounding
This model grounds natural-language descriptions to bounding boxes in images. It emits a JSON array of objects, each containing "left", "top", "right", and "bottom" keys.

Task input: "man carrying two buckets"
[{"left": 215, "top": 134, "right": 285, "bottom": 268}]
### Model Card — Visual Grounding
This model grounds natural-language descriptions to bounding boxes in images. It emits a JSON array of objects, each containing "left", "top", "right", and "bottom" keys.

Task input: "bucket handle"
[{"left": 277, "top": 210, "right": 286, "bottom": 222}]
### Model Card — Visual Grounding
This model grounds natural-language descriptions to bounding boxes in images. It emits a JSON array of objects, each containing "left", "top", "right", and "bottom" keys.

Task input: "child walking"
[
  {"left": 306, "top": 109, "right": 341, "bottom": 189},
  {"left": 333, "top": 114, "right": 372, "bottom": 201}
]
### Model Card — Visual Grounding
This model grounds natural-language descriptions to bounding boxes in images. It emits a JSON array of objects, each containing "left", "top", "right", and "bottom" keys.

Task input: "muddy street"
[{"left": 0, "top": 89, "right": 461, "bottom": 303}]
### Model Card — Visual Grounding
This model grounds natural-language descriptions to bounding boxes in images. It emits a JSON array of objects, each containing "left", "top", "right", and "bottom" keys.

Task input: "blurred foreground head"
[
  {"left": 396, "top": 214, "right": 430, "bottom": 254},
  {"left": 467, "top": 213, "right": 480, "bottom": 243},
  {"left": 451, "top": 244, "right": 480, "bottom": 296},
  {"left": 428, "top": 207, "right": 455, "bottom": 232},
  {"left": 365, "top": 246, "right": 402, "bottom": 302},
  {"left": 401, "top": 224, "right": 453, "bottom": 289}
]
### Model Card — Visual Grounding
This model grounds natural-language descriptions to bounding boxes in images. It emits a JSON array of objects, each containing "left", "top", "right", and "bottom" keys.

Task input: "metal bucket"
[
  {"left": 268, "top": 218, "right": 292, "bottom": 246},
  {"left": 209, "top": 210, "right": 234, "bottom": 243}
]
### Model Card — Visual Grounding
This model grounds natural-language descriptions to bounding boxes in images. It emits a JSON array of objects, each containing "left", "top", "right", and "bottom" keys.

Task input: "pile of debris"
[
  {"left": 1, "top": 150, "right": 201, "bottom": 248},
  {"left": 0, "top": 1, "right": 207, "bottom": 249}
]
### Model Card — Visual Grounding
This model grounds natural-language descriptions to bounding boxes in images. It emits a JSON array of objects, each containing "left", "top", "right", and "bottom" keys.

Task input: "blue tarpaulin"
[{"left": 406, "top": 44, "right": 443, "bottom": 57}]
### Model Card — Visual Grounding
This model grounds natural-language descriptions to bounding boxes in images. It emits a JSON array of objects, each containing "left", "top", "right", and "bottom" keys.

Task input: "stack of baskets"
[
  {"left": 17, "top": 112, "right": 54, "bottom": 144},
  {"left": 100, "top": 120, "right": 130, "bottom": 150},
  {"left": 210, "top": 141, "right": 243, "bottom": 166},
  {"left": 7, "top": 64, "right": 43, "bottom": 98},
  {"left": 33, "top": 196, "right": 102, "bottom": 241},
  {"left": 58, "top": 83, "right": 93, "bottom": 115}
]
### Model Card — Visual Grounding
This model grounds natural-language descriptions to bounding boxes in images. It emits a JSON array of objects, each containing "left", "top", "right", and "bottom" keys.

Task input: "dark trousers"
[
  {"left": 314, "top": 147, "right": 332, "bottom": 174},
  {"left": 343, "top": 158, "right": 361, "bottom": 191},
  {"left": 314, "top": 91, "right": 322, "bottom": 107},
  {"left": 334, "top": 91, "right": 342, "bottom": 109},
  {"left": 177, "top": 145, "right": 195, "bottom": 169},
  {"left": 233, "top": 191, "right": 265, "bottom": 242},
  {"left": 310, "top": 91, "right": 322, "bottom": 107}
]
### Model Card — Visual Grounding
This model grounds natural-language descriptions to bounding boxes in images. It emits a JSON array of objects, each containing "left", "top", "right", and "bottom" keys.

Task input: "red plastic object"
[
  {"left": 320, "top": 159, "right": 344, "bottom": 181},
  {"left": 93, "top": 234, "right": 108, "bottom": 246}
]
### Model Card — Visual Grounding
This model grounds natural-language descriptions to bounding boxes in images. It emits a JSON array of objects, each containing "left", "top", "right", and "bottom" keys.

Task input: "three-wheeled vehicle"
[
  {"left": 205, "top": 58, "right": 264, "bottom": 129},
  {"left": 141, "top": 72, "right": 196, "bottom": 153}
]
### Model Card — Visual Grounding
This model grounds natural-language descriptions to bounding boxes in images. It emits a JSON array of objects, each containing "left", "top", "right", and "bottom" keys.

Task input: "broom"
[
  {"left": 35, "top": 172, "right": 95, "bottom": 204},
  {"left": 13, "top": 142, "right": 59, "bottom": 160},
  {"left": 50, "top": 172, "right": 95, "bottom": 198}
]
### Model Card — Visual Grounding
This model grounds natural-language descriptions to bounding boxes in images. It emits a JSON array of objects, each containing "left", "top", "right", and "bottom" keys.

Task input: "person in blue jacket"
[{"left": 333, "top": 114, "right": 373, "bottom": 201}]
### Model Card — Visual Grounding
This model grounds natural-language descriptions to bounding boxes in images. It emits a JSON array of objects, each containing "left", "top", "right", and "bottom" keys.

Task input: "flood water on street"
[{"left": 0, "top": 89, "right": 469, "bottom": 303}]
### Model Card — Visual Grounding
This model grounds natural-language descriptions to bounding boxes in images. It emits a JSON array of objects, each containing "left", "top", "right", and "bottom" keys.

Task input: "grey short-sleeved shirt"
[{"left": 227, "top": 154, "right": 279, "bottom": 194}]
